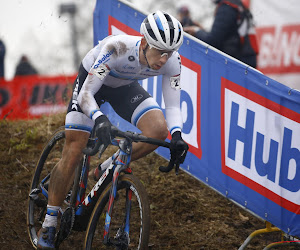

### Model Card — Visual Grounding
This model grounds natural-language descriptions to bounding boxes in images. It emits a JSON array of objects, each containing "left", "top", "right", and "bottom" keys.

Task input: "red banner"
[
  {"left": 0, "top": 74, "right": 76, "bottom": 120},
  {"left": 256, "top": 24, "right": 300, "bottom": 74}
]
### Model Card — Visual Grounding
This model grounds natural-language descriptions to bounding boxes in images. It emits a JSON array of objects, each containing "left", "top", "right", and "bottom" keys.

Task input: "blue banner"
[{"left": 94, "top": 0, "right": 300, "bottom": 237}]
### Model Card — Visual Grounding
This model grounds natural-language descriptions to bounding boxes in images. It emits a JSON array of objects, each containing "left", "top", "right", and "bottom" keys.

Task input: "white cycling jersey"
[{"left": 77, "top": 34, "right": 183, "bottom": 134}]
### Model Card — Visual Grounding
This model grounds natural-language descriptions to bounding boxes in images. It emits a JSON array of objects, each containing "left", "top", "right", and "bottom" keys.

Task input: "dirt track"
[{"left": 0, "top": 113, "right": 294, "bottom": 249}]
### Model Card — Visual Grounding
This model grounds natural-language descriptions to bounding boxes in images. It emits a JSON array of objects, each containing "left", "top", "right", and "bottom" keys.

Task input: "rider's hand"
[
  {"left": 94, "top": 115, "right": 113, "bottom": 146},
  {"left": 170, "top": 131, "right": 189, "bottom": 164}
]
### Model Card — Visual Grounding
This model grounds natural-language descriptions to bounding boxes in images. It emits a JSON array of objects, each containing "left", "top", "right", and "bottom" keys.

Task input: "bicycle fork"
[
  {"left": 103, "top": 165, "right": 121, "bottom": 244},
  {"left": 103, "top": 139, "right": 132, "bottom": 246}
]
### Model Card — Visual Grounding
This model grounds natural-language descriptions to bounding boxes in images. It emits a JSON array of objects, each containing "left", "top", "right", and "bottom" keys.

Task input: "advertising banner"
[
  {"left": 94, "top": 0, "right": 300, "bottom": 237},
  {"left": 251, "top": 0, "right": 300, "bottom": 89},
  {"left": 0, "top": 75, "right": 75, "bottom": 119}
]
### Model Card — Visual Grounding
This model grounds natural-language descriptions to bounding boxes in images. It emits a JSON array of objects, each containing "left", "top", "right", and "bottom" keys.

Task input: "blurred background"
[
  {"left": 0, "top": 0, "right": 215, "bottom": 80},
  {"left": 0, "top": 0, "right": 299, "bottom": 88}
]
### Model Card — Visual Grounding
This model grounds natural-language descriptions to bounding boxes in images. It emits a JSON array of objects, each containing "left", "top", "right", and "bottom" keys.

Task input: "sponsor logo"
[
  {"left": 221, "top": 78, "right": 300, "bottom": 213},
  {"left": 93, "top": 50, "right": 114, "bottom": 69},
  {"left": 128, "top": 56, "right": 135, "bottom": 61},
  {"left": 82, "top": 165, "right": 113, "bottom": 206},
  {"left": 0, "top": 75, "right": 72, "bottom": 119},
  {"left": 71, "top": 78, "right": 79, "bottom": 111},
  {"left": 123, "top": 64, "right": 135, "bottom": 70},
  {"left": 130, "top": 94, "right": 143, "bottom": 103},
  {"left": 256, "top": 24, "right": 300, "bottom": 74}
]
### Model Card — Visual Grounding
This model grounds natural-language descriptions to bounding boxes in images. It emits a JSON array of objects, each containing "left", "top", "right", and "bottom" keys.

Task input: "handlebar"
[
  {"left": 83, "top": 126, "right": 181, "bottom": 174},
  {"left": 82, "top": 137, "right": 104, "bottom": 156}
]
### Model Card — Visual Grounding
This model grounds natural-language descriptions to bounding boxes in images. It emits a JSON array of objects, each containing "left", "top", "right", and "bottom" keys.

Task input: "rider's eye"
[{"left": 160, "top": 51, "right": 173, "bottom": 58}]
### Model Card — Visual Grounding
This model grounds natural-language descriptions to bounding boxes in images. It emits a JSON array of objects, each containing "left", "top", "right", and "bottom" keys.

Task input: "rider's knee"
[
  {"left": 137, "top": 111, "right": 169, "bottom": 140},
  {"left": 150, "top": 121, "right": 169, "bottom": 140},
  {"left": 62, "top": 140, "right": 85, "bottom": 164}
]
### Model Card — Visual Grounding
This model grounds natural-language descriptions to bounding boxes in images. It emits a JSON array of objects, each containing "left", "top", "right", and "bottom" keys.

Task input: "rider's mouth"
[{"left": 154, "top": 64, "right": 161, "bottom": 70}]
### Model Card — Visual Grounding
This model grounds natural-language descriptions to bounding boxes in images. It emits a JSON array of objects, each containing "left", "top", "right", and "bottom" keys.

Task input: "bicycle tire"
[
  {"left": 85, "top": 174, "right": 150, "bottom": 250},
  {"left": 27, "top": 126, "right": 66, "bottom": 248}
]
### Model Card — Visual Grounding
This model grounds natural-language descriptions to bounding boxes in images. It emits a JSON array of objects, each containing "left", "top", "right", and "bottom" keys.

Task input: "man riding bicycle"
[{"left": 38, "top": 10, "right": 189, "bottom": 249}]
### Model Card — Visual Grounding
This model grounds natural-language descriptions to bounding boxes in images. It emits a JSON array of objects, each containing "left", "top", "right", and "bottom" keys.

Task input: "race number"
[
  {"left": 92, "top": 64, "right": 110, "bottom": 80},
  {"left": 170, "top": 75, "right": 181, "bottom": 90}
]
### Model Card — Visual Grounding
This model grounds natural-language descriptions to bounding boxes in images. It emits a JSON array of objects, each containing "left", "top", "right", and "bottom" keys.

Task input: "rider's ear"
[{"left": 141, "top": 38, "right": 147, "bottom": 50}]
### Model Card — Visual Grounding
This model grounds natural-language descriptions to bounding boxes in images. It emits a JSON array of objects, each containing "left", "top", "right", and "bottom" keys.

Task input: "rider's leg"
[
  {"left": 131, "top": 109, "right": 168, "bottom": 161},
  {"left": 38, "top": 130, "right": 90, "bottom": 248},
  {"left": 48, "top": 130, "right": 90, "bottom": 207}
]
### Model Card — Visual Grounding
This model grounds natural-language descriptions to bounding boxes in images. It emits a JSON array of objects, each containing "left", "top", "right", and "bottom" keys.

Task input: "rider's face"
[
  {"left": 146, "top": 47, "right": 173, "bottom": 70},
  {"left": 140, "top": 38, "right": 174, "bottom": 70}
]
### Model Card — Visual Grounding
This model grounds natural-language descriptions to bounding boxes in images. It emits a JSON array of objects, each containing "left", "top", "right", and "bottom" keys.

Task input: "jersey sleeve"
[
  {"left": 77, "top": 43, "right": 116, "bottom": 121},
  {"left": 162, "top": 53, "right": 183, "bottom": 135}
]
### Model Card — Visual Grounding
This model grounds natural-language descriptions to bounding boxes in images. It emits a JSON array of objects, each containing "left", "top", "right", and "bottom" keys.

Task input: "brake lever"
[
  {"left": 83, "top": 139, "right": 102, "bottom": 156},
  {"left": 159, "top": 155, "right": 183, "bottom": 175},
  {"left": 159, "top": 158, "right": 175, "bottom": 173},
  {"left": 98, "top": 143, "right": 108, "bottom": 159}
]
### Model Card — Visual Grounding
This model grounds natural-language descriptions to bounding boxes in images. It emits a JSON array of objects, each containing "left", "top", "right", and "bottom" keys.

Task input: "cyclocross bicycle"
[{"left": 27, "top": 125, "right": 178, "bottom": 249}]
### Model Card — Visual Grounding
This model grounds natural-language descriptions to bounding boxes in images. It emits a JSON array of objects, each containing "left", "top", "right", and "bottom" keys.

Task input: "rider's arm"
[
  {"left": 77, "top": 45, "right": 115, "bottom": 121},
  {"left": 161, "top": 53, "right": 183, "bottom": 135},
  {"left": 162, "top": 75, "right": 183, "bottom": 135},
  {"left": 77, "top": 73, "right": 104, "bottom": 120},
  {"left": 162, "top": 69, "right": 189, "bottom": 167}
]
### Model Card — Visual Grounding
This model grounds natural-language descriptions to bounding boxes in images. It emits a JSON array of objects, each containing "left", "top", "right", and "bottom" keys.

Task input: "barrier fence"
[
  {"left": 0, "top": 75, "right": 75, "bottom": 119},
  {"left": 93, "top": 0, "right": 300, "bottom": 239}
]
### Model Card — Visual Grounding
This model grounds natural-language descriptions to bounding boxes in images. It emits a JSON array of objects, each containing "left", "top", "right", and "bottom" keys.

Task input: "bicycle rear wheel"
[
  {"left": 27, "top": 126, "right": 65, "bottom": 248},
  {"left": 85, "top": 174, "right": 150, "bottom": 250}
]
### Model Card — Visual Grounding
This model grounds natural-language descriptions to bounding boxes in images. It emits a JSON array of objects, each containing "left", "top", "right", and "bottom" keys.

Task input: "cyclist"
[{"left": 37, "top": 10, "right": 189, "bottom": 249}]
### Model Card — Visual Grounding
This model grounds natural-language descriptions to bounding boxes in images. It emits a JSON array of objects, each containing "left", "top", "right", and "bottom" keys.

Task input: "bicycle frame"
[
  {"left": 103, "top": 137, "right": 133, "bottom": 245},
  {"left": 30, "top": 126, "right": 173, "bottom": 249},
  {"left": 69, "top": 136, "right": 134, "bottom": 245},
  {"left": 35, "top": 136, "right": 133, "bottom": 241}
]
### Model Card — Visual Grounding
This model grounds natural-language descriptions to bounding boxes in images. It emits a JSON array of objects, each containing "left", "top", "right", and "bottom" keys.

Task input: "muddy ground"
[{"left": 0, "top": 113, "right": 296, "bottom": 249}]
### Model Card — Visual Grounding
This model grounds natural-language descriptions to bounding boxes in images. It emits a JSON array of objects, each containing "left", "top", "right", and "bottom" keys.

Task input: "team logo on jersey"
[
  {"left": 93, "top": 50, "right": 114, "bottom": 69},
  {"left": 128, "top": 56, "right": 135, "bottom": 61},
  {"left": 131, "top": 94, "right": 143, "bottom": 103}
]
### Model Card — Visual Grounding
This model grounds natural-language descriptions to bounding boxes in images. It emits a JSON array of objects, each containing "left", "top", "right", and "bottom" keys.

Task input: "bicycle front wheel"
[
  {"left": 85, "top": 174, "right": 150, "bottom": 250},
  {"left": 27, "top": 126, "right": 65, "bottom": 248}
]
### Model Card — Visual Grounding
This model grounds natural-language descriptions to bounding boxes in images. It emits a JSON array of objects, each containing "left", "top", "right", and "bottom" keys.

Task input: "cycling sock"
[{"left": 42, "top": 205, "right": 60, "bottom": 228}]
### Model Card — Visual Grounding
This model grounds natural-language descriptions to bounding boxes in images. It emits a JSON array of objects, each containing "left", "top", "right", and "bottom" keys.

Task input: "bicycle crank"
[{"left": 55, "top": 207, "right": 75, "bottom": 248}]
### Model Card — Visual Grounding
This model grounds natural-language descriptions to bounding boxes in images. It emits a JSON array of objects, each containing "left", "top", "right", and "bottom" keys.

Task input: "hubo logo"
[
  {"left": 221, "top": 78, "right": 300, "bottom": 213},
  {"left": 140, "top": 57, "right": 202, "bottom": 159},
  {"left": 93, "top": 50, "right": 114, "bottom": 69}
]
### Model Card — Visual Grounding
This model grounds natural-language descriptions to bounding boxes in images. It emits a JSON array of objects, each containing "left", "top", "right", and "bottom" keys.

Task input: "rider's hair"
[{"left": 140, "top": 10, "right": 184, "bottom": 51}]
